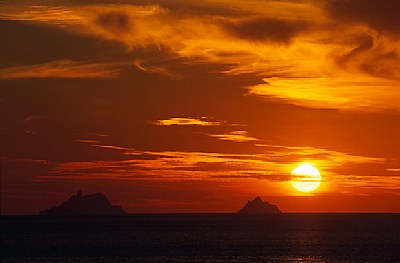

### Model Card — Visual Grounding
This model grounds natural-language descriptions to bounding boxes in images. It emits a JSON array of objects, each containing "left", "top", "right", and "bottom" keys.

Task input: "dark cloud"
[
  {"left": 65, "top": 0, "right": 247, "bottom": 17},
  {"left": 0, "top": 20, "right": 127, "bottom": 67},
  {"left": 327, "top": 0, "right": 400, "bottom": 36},
  {"left": 96, "top": 12, "right": 132, "bottom": 34},
  {"left": 224, "top": 18, "right": 309, "bottom": 43},
  {"left": 337, "top": 34, "right": 374, "bottom": 66},
  {"left": 360, "top": 50, "right": 400, "bottom": 79},
  {"left": 335, "top": 33, "right": 400, "bottom": 79}
]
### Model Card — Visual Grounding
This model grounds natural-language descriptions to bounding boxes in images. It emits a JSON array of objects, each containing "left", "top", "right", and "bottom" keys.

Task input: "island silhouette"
[
  {"left": 39, "top": 190, "right": 127, "bottom": 216},
  {"left": 39, "top": 192, "right": 281, "bottom": 215},
  {"left": 237, "top": 196, "right": 282, "bottom": 214}
]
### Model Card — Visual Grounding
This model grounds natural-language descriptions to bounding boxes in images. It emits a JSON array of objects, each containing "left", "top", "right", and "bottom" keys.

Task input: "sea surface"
[{"left": 1, "top": 214, "right": 400, "bottom": 262}]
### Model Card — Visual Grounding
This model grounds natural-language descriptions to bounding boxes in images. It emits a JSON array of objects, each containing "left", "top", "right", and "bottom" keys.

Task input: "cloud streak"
[
  {"left": 41, "top": 140, "right": 386, "bottom": 191},
  {"left": 208, "top": 131, "right": 258, "bottom": 143},
  {"left": 151, "top": 117, "right": 223, "bottom": 126},
  {"left": 0, "top": 60, "right": 125, "bottom": 79}
]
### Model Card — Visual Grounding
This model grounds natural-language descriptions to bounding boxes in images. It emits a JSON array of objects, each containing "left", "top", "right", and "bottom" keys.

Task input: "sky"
[{"left": 1, "top": 0, "right": 400, "bottom": 214}]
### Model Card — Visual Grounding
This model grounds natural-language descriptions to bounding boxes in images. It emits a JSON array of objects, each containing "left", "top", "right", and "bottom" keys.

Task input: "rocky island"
[
  {"left": 237, "top": 196, "right": 282, "bottom": 214},
  {"left": 39, "top": 190, "right": 127, "bottom": 216}
]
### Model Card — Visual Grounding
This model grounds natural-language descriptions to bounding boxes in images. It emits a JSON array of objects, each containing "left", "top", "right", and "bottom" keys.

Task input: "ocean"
[{"left": 2, "top": 214, "right": 400, "bottom": 262}]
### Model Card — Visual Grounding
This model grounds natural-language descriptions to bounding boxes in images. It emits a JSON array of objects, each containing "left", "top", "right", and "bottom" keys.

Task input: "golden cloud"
[
  {"left": 2, "top": 1, "right": 400, "bottom": 110},
  {"left": 151, "top": 117, "right": 222, "bottom": 126},
  {"left": 247, "top": 75, "right": 400, "bottom": 110},
  {"left": 0, "top": 60, "right": 125, "bottom": 79},
  {"left": 46, "top": 140, "right": 387, "bottom": 193},
  {"left": 208, "top": 131, "right": 258, "bottom": 143}
]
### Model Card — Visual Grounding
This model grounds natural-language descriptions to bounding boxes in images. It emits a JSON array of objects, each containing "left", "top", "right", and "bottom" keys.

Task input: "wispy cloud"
[
  {"left": 151, "top": 117, "right": 223, "bottom": 126},
  {"left": 0, "top": 5, "right": 82, "bottom": 25},
  {"left": 208, "top": 131, "right": 258, "bottom": 142},
  {"left": 247, "top": 76, "right": 400, "bottom": 110},
  {"left": 1, "top": 1, "right": 400, "bottom": 109},
  {"left": 41, "top": 140, "right": 388, "bottom": 194},
  {"left": 22, "top": 115, "right": 47, "bottom": 122},
  {"left": 0, "top": 60, "right": 125, "bottom": 79},
  {"left": 134, "top": 60, "right": 181, "bottom": 79},
  {"left": 387, "top": 168, "right": 400, "bottom": 172}
]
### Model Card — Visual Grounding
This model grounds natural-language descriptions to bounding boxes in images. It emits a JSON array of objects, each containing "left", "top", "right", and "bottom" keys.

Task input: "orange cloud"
[
  {"left": 43, "top": 140, "right": 390, "bottom": 196},
  {"left": 0, "top": 5, "right": 82, "bottom": 25},
  {"left": 0, "top": 60, "right": 125, "bottom": 79},
  {"left": 247, "top": 75, "right": 400, "bottom": 110},
  {"left": 223, "top": 18, "right": 310, "bottom": 43},
  {"left": 151, "top": 117, "right": 222, "bottom": 126},
  {"left": 208, "top": 131, "right": 258, "bottom": 142},
  {"left": 326, "top": 0, "right": 400, "bottom": 36},
  {"left": 1, "top": 1, "right": 400, "bottom": 110},
  {"left": 134, "top": 60, "right": 181, "bottom": 79}
]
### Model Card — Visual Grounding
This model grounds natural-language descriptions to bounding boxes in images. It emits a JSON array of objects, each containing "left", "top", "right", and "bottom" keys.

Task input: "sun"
[{"left": 290, "top": 163, "right": 321, "bottom": 193}]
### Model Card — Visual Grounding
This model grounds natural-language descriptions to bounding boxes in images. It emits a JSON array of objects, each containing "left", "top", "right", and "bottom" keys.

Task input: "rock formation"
[
  {"left": 39, "top": 190, "right": 127, "bottom": 216},
  {"left": 237, "top": 196, "right": 282, "bottom": 214}
]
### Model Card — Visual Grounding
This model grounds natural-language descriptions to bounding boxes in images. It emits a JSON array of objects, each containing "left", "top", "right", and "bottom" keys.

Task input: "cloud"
[
  {"left": 96, "top": 12, "right": 132, "bottom": 34},
  {"left": 4, "top": 138, "right": 394, "bottom": 202},
  {"left": 387, "top": 168, "right": 400, "bottom": 172},
  {"left": 247, "top": 75, "right": 400, "bottom": 110},
  {"left": 23, "top": 115, "right": 47, "bottom": 122},
  {"left": 332, "top": 32, "right": 400, "bottom": 80},
  {"left": 151, "top": 117, "right": 222, "bottom": 126},
  {"left": 224, "top": 18, "right": 309, "bottom": 43},
  {"left": 134, "top": 60, "right": 181, "bottom": 78},
  {"left": 1, "top": 2, "right": 400, "bottom": 110},
  {"left": 208, "top": 131, "right": 258, "bottom": 143},
  {"left": 0, "top": 60, "right": 126, "bottom": 79},
  {"left": 40, "top": 140, "right": 385, "bottom": 187},
  {"left": 337, "top": 34, "right": 375, "bottom": 67},
  {"left": 0, "top": 5, "right": 82, "bottom": 25},
  {"left": 0, "top": 20, "right": 127, "bottom": 69},
  {"left": 326, "top": 0, "right": 400, "bottom": 36}
]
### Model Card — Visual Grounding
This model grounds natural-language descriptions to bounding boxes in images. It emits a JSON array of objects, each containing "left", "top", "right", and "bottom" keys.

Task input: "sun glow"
[{"left": 290, "top": 163, "right": 321, "bottom": 193}]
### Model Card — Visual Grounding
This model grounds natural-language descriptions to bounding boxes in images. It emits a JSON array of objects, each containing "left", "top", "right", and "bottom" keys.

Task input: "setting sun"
[{"left": 291, "top": 164, "right": 321, "bottom": 193}]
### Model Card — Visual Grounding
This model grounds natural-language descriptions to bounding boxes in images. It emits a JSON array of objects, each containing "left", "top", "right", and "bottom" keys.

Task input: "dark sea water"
[{"left": 1, "top": 214, "right": 400, "bottom": 262}]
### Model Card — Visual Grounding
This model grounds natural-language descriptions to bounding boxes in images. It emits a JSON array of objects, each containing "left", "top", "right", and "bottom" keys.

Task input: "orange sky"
[{"left": 1, "top": 0, "right": 400, "bottom": 214}]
